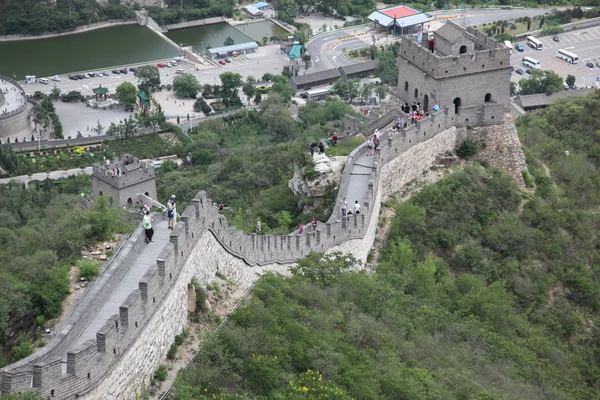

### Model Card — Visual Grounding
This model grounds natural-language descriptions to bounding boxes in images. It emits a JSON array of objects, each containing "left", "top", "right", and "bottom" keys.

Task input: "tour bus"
[
  {"left": 522, "top": 57, "right": 541, "bottom": 69},
  {"left": 504, "top": 40, "right": 513, "bottom": 55},
  {"left": 526, "top": 36, "right": 543, "bottom": 50},
  {"left": 556, "top": 49, "right": 579, "bottom": 64}
]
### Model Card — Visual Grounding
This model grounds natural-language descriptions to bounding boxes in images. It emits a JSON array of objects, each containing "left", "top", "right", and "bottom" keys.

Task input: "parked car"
[
  {"left": 225, "top": 58, "right": 231, "bottom": 63},
  {"left": 112, "top": 69, "right": 121, "bottom": 74},
  {"left": 553, "top": 35, "right": 559, "bottom": 42},
  {"left": 78, "top": 74, "right": 87, "bottom": 79},
  {"left": 515, "top": 43, "right": 524, "bottom": 52},
  {"left": 129, "top": 67, "right": 137, "bottom": 72},
  {"left": 119, "top": 68, "right": 128, "bottom": 74},
  {"left": 596, "top": 62, "right": 600, "bottom": 68},
  {"left": 166, "top": 62, "right": 173, "bottom": 67},
  {"left": 68, "top": 75, "right": 77, "bottom": 80},
  {"left": 525, "top": 69, "right": 531, "bottom": 74},
  {"left": 51, "top": 76, "right": 61, "bottom": 82},
  {"left": 515, "top": 68, "right": 524, "bottom": 75},
  {"left": 157, "top": 63, "right": 166, "bottom": 68},
  {"left": 219, "top": 60, "right": 227, "bottom": 65},
  {"left": 586, "top": 62, "right": 594, "bottom": 68}
]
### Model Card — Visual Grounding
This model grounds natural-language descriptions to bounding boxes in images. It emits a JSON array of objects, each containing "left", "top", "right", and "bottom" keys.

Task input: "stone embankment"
[{"left": 0, "top": 105, "right": 526, "bottom": 398}]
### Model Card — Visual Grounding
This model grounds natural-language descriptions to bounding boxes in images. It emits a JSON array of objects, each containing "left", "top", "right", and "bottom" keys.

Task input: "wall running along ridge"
[{"left": 0, "top": 107, "right": 523, "bottom": 398}]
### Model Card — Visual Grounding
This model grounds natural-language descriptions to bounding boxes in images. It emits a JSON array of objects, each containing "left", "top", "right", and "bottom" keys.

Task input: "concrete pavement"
[{"left": 0, "top": 166, "right": 92, "bottom": 186}]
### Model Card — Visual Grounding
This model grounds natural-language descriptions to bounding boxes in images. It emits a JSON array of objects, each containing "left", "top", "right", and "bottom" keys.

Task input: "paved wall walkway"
[{"left": 73, "top": 220, "right": 171, "bottom": 348}]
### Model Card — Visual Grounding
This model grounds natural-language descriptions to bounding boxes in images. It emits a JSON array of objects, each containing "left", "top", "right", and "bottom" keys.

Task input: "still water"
[
  {"left": 164, "top": 21, "right": 290, "bottom": 52},
  {"left": 234, "top": 21, "right": 290, "bottom": 42},
  {"left": 0, "top": 25, "right": 179, "bottom": 80},
  {"left": 164, "top": 23, "right": 253, "bottom": 52}
]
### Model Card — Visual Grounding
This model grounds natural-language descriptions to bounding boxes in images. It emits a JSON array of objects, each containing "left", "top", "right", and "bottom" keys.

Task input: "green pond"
[
  {"left": 164, "top": 21, "right": 289, "bottom": 52},
  {"left": 0, "top": 24, "right": 179, "bottom": 80}
]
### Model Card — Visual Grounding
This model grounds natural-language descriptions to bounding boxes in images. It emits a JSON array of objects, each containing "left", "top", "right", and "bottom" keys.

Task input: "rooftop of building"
[
  {"left": 207, "top": 42, "right": 259, "bottom": 54},
  {"left": 92, "top": 86, "right": 109, "bottom": 95},
  {"left": 290, "top": 68, "right": 341, "bottom": 86},
  {"left": 244, "top": 5, "right": 263, "bottom": 15},
  {"left": 252, "top": 1, "right": 270, "bottom": 8},
  {"left": 517, "top": 87, "right": 597, "bottom": 109},
  {"left": 434, "top": 20, "right": 476, "bottom": 43},
  {"left": 289, "top": 44, "right": 302, "bottom": 59},
  {"left": 368, "top": 5, "right": 430, "bottom": 27},
  {"left": 338, "top": 60, "right": 378, "bottom": 75}
]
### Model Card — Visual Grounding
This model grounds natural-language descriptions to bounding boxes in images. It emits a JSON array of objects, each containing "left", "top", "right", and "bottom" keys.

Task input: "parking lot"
[{"left": 510, "top": 26, "right": 600, "bottom": 87}]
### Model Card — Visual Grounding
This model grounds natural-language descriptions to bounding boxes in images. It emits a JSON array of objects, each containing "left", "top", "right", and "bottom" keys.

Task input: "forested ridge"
[{"left": 172, "top": 91, "right": 600, "bottom": 399}]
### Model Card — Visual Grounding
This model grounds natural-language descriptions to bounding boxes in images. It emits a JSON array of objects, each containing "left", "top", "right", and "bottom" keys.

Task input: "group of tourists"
[
  {"left": 142, "top": 194, "right": 177, "bottom": 244},
  {"left": 401, "top": 102, "right": 430, "bottom": 124},
  {"left": 366, "top": 129, "right": 381, "bottom": 156},
  {"left": 340, "top": 198, "right": 361, "bottom": 216}
]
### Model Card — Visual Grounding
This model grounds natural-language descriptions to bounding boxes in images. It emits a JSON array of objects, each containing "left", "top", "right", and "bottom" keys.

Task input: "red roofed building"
[{"left": 368, "top": 5, "right": 430, "bottom": 35}]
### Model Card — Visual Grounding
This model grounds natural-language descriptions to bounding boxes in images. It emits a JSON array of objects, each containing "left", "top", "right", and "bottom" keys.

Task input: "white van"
[
  {"left": 39, "top": 78, "right": 49, "bottom": 84},
  {"left": 175, "top": 68, "right": 184, "bottom": 74}
]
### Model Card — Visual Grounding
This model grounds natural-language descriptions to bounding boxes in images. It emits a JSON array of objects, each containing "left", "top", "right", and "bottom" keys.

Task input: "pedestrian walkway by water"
[{"left": 74, "top": 219, "right": 171, "bottom": 348}]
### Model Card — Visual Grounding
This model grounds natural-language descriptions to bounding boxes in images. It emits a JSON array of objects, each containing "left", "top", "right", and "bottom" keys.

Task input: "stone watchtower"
[
  {"left": 397, "top": 20, "right": 510, "bottom": 124},
  {"left": 92, "top": 154, "right": 157, "bottom": 207}
]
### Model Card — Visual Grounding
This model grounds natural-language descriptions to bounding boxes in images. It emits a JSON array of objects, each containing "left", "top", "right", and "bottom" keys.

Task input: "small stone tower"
[
  {"left": 92, "top": 154, "right": 157, "bottom": 207},
  {"left": 396, "top": 20, "right": 510, "bottom": 125}
]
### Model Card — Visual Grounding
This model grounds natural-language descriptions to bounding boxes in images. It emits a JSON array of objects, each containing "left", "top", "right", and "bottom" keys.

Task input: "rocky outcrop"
[{"left": 288, "top": 153, "right": 346, "bottom": 210}]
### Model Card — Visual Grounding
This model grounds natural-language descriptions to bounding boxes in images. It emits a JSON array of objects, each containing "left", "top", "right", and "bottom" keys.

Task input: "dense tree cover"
[
  {"left": 148, "top": 0, "right": 236, "bottom": 26},
  {"left": 0, "top": 175, "right": 135, "bottom": 365},
  {"left": 155, "top": 96, "right": 355, "bottom": 233},
  {"left": 0, "top": 0, "right": 135, "bottom": 35},
  {"left": 176, "top": 165, "right": 600, "bottom": 399}
]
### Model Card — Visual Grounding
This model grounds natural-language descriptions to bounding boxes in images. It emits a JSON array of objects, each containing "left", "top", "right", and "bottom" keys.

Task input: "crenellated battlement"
[{"left": 399, "top": 36, "right": 510, "bottom": 79}]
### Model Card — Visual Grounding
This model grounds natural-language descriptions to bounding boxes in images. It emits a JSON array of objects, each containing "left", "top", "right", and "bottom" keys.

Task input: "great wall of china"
[{"left": 1, "top": 22, "right": 528, "bottom": 398}]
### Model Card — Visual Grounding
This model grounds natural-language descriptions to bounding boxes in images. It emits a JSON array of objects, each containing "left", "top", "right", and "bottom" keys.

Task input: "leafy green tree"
[
  {"left": 347, "top": 80, "right": 360, "bottom": 102},
  {"left": 242, "top": 78, "right": 256, "bottom": 102},
  {"left": 173, "top": 73, "right": 201, "bottom": 98},
  {"left": 519, "top": 69, "right": 563, "bottom": 95},
  {"left": 565, "top": 74, "right": 576, "bottom": 88},
  {"left": 376, "top": 50, "right": 397, "bottom": 85},
  {"left": 333, "top": 79, "right": 349, "bottom": 100},
  {"left": 510, "top": 81, "right": 517, "bottom": 97},
  {"left": 121, "top": 116, "right": 138, "bottom": 140},
  {"left": 254, "top": 92, "right": 262, "bottom": 104},
  {"left": 49, "top": 87, "right": 61, "bottom": 100},
  {"left": 290, "top": 251, "right": 360, "bottom": 286},
  {"left": 262, "top": 35, "right": 269, "bottom": 46},
  {"left": 116, "top": 81, "right": 138, "bottom": 111},
  {"left": 94, "top": 120, "right": 105, "bottom": 135},
  {"left": 219, "top": 72, "right": 243, "bottom": 106},
  {"left": 270, "top": 82, "right": 293, "bottom": 103},
  {"left": 457, "top": 139, "right": 477, "bottom": 159},
  {"left": 134, "top": 65, "right": 161, "bottom": 92},
  {"left": 224, "top": 36, "right": 234, "bottom": 46},
  {"left": 302, "top": 52, "right": 312, "bottom": 69}
]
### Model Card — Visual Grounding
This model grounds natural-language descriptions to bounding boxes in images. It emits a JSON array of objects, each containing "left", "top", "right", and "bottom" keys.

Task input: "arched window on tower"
[
  {"left": 459, "top": 45, "right": 468, "bottom": 54},
  {"left": 485, "top": 93, "right": 492, "bottom": 103},
  {"left": 404, "top": 81, "right": 409, "bottom": 91},
  {"left": 414, "top": 88, "right": 418, "bottom": 98},
  {"left": 453, "top": 97, "right": 462, "bottom": 115}
]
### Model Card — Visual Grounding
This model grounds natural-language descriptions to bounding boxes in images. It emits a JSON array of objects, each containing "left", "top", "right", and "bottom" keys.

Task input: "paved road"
[
  {"left": 0, "top": 167, "right": 92, "bottom": 186},
  {"left": 510, "top": 26, "right": 600, "bottom": 87}
]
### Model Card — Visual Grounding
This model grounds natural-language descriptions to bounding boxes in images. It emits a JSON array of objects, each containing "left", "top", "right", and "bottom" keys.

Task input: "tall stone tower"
[
  {"left": 92, "top": 154, "right": 157, "bottom": 207},
  {"left": 396, "top": 20, "right": 510, "bottom": 125}
]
